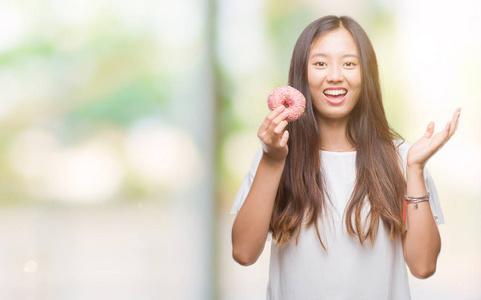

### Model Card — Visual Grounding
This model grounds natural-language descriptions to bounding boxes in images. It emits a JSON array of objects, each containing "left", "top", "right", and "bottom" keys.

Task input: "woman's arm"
[
  {"left": 232, "top": 105, "right": 290, "bottom": 266},
  {"left": 402, "top": 107, "right": 461, "bottom": 278},
  {"left": 402, "top": 166, "right": 441, "bottom": 279},
  {"left": 232, "top": 156, "right": 285, "bottom": 266}
]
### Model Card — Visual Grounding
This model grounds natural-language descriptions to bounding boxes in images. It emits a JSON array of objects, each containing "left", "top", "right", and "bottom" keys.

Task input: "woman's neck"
[{"left": 318, "top": 118, "right": 354, "bottom": 151}]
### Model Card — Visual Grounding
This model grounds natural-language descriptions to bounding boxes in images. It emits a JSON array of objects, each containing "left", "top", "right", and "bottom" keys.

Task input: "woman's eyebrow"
[{"left": 310, "top": 53, "right": 358, "bottom": 59}]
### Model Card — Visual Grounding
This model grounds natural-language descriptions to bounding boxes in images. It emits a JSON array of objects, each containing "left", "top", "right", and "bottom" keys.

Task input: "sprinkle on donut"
[{"left": 267, "top": 85, "right": 306, "bottom": 122}]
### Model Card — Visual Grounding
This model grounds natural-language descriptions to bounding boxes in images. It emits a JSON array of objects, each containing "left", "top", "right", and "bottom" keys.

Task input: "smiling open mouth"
[{"left": 323, "top": 88, "right": 348, "bottom": 105}]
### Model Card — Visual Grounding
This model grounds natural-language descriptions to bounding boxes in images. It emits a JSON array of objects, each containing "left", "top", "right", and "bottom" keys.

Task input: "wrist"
[
  {"left": 406, "top": 165, "right": 424, "bottom": 180},
  {"left": 261, "top": 153, "right": 287, "bottom": 167},
  {"left": 406, "top": 163, "right": 424, "bottom": 172}
]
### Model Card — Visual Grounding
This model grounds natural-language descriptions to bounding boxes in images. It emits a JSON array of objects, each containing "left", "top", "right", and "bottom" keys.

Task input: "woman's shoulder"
[
  {"left": 393, "top": 139, "right": 413, "bottom": 154},
  {"left": 392, "top": 139, "right": 416, "bottom": 169}
]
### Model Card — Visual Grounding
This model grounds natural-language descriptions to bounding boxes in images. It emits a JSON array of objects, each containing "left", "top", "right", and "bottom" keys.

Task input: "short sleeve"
[
  {"left": 423, "top": 166, "right": 445, "bottom": 225},
  {"left": 229, "top": 148, "right": 272, "bottom": 242},
  {"left": 395, "top": 139, "right": 445, "bottom": 231},
  {"left": 229, "top": 148, "right": 263, "bottom": 216}
]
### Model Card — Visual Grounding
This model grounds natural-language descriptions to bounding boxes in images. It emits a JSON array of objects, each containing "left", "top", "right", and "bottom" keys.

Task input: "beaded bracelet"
[
  {"left": 402, "top": 192, "right": 430, "bottom": 223},
  {"left": 404, "top": 192, "right": 430, "bottom": 209}
]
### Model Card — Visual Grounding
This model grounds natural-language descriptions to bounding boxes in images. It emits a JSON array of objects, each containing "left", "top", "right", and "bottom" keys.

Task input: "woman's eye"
[
  {"left": 344, "top": 62, "right": 356, "bottom": 67},
  {"left": 315, "top": 62, "right": 326, "bottom": 67}
]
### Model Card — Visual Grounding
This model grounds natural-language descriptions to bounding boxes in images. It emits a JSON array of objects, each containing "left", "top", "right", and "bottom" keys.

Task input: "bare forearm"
[
  {"left": 232, "top": 155, "right": 285, "bottom": 266},
  {"left": 403, "top": 165, "right": 441, "bottom": 278}
]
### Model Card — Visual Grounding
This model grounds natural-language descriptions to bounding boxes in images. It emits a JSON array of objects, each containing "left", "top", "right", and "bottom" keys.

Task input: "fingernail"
[{"left": 278, "top": 105, "right": 285, "bottom": 111}]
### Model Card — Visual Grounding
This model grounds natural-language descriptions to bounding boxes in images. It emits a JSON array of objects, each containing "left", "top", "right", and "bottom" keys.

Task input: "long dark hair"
[{"left": 270, "top": 15, "right": 407, "bottom": 251}]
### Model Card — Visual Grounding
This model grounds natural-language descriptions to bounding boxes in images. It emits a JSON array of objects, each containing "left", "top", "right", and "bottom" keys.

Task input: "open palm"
[{"left": 407, "top": 107, "right": 461, "bottom": 168}]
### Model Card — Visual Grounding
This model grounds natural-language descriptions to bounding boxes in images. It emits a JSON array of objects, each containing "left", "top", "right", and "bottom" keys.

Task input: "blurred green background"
[{"left": 0, "top": 0, "right": 479, "bottom": 299}]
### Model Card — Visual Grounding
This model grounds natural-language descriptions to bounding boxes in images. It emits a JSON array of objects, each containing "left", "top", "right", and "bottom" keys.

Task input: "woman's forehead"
[{"left": 309, "top": 28, "right": 358, "bottom": 58}]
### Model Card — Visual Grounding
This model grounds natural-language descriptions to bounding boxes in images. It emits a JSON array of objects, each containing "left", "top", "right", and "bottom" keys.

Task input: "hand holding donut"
[
  {"left": 257, "top": 105, "right": 290, "bottom": 162},
  {"left": 258, "top": 86, "right": 306, "bottom": 163}
]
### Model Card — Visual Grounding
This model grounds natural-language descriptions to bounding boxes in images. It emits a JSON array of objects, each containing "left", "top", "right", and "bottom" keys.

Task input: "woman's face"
[{"left": 307, "top": 28, "right": 362, "bottom": 122}]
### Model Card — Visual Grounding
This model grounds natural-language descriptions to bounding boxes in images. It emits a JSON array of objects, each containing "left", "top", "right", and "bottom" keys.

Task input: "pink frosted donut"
[{"left": 267, "top": 85, "right": 306, "bottom": 122}]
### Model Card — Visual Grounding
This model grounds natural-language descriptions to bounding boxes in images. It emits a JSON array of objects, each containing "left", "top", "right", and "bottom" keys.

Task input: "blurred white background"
[{"left": 0, "top": 0, "right": 479, "bottom": 299}]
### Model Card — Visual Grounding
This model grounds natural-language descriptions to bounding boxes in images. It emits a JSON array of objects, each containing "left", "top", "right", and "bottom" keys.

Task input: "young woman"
[{"left": 230, "top": 15, "right": 461, "bottom": 299}]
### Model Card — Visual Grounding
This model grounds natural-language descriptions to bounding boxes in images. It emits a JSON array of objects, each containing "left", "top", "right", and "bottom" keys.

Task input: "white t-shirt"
[{"left": 230, "top": 140, "right": 445, "bottom": 300}]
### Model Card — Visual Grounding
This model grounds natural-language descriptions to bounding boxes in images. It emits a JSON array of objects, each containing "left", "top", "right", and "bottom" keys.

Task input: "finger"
[
  {"left": 449, "top": 107, "right": 461, "bottom": 137},
  {"left": 444, "top": 121, "right": 451, "bottom": 139},
  {"left": 424, "top": 121, "right": 435, "bottom": 139},
  {"left": 258, "top": 106, "right": 285, "bottom": 136},
  {"left": 433, "top": 117, "right": 456, "bottom": 150},
  {"left": 273, "top": 120, "right": 288, "bottom": 136},
  {"left": 279, "top": 130, "right": 289, "bottom": 148},
  {"left": 435, "top": 121, "right": 450, "bottom": 138},
  {"left": 455, "top": 108, "right": 461, "bottom": 131},
  {"left": 450, "top": 107, "right": 460, "bottom": 123},
  {"left": 266, "top": 116, "right": 288, "bottom": 147},
  {"left": 266, "top": 110, "right": 289, "bottom": 135},
  {"left": 438, "top": 121, "right": 451, "bottom": 148},
  {"left": 432, "top": 123, "right": 448, "bottom": 139}
]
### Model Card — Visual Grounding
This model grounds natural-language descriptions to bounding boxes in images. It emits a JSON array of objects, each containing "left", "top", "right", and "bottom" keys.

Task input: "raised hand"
[
  {"left": 257, "top": 105, "right": 290, "bottom": 163},
  {"left": 407, "top": 107, "right": 461, "bottom": 168}
]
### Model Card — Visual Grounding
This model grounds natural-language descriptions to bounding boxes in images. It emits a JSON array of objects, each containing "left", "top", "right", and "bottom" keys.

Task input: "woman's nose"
[{"left": 326, "top": 66, "right": 343, "bottom": 82}]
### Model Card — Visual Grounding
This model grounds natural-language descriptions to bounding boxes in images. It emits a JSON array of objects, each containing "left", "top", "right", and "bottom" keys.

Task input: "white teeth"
[{"left": 324, "top": 89, "right": 347, "bottom": 96}]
